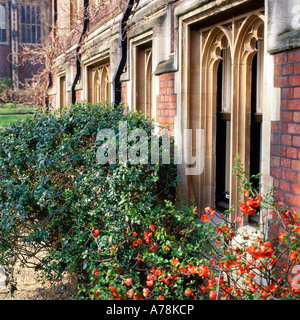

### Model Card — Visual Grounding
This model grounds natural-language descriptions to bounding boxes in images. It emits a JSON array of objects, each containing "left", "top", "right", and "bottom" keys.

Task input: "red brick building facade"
[{"left": 0, "top": 0, "right": 51, "bottom": 88}]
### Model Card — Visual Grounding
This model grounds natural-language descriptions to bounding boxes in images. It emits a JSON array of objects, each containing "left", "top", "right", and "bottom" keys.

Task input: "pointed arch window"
[
  {"left": 185, "top": 10, "right": 265, "bottom": 224},
  {"left": 145, "top": 49, "right": 153, "bottom": 119},
  {"left": 135, "top": 42, "right": 153, "bottom": 119},
  {"left": 90, "top": 63, "right": 110, "bottom": 104},
  {"left": 0, "top": 4, "right": 7, "bottom": 43},
  {"left": 59, "top": 75, "right": 66, "bottom": 109}
]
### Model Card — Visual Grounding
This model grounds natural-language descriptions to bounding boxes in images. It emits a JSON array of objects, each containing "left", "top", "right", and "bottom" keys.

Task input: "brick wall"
[
  {"left": 121, "top": 81, "right": 127, "bottom": 106},
  {"left": 90, "top": 0, "right": 126, "bottom": 34},
  {"left": 0, "top": 45, "right": 11, "bottom": 79},
  {"left": 18, "top": 48, "right": 41, "bottom": 85},
  {"left": 267, "top": 47, "right": 300, "bottom": 281},
  {"left": 156, "top": 73, "right": 177, "bottom": 132},
  {"left": 271, "top": 48, "right": 300, "bottom": 212}
]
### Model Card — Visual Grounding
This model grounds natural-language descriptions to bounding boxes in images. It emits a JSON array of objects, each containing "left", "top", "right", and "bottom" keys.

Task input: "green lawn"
[
  {"left": 0, "top": 114, "right": 32, "bottom": 126},
  {"left": 0, "top": 106, "right": 36, "bottom": 114}
]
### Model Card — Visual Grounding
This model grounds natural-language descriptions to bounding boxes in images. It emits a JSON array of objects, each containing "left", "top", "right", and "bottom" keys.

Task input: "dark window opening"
[
  {"left": 21, "top": 5, "right": 42, "bottom": 44},
  {"left": 0, "top": 4, "right": 7, "bottom": 42},
  {"left": 216, "top": 50, "right": 231, "bottom": 212},
  {"left": 249, "top": 50, "right": 263, "bottom": 226}
]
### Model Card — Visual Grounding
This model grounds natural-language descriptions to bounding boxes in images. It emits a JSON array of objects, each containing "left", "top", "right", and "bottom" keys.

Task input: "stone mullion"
[
  {"left": 231, "top": 14, "right": 264, "bottom": 224},
  {"left": 200, "top": 31, "right": 224, "bottom": 209}
]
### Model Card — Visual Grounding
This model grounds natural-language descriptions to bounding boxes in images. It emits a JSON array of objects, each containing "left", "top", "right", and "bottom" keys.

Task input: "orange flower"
[
  {"left": 243, "top": 190, "right": 249, "bottom": 197},
  {"left": 229, "top": 230, "right": 235, "bottom": 238},
  {"left": 290, "top": 250, "right": 297, "bottom": 261},
  {"left": 147, "top": 273, "right": 154, "bottom": 280},
  {"left": 200, "top": 286, "right": 206, "bottom": 293},
  {"left": 259, "top": 290, "right": 269, "bottom": 298},
  {"left": 246, "top": 198, "right": 254, "bottom": 207},
  {"left": 143, "top": 288, "right": 149, "bottom": 298},
  {"left": 157, "top": 295, "right": 164, "bottom": 300},
  {"left": 132, "top": 241, "right": 139, "bottom": 247},
  {"left": 248, "top": 206, "right": 256, "bottom": 215},
  {"left": 242, "top": 207, "right": 249, "bottom": 215},
  {"left": 146, "top": 280, "right": 154, "bottom": 287},
  {"left": 205, "top": 206, "right": 212, "bottom": 214},
  {"left": 268, "top": 284, "right": 278, "bottom": 292},
  {"left": 94, "top": 269, "right": 99, "bottom": 277},
  {"left": 179, "top": 266, "right": 187, "bottom": 273},
  {"left": 125, "top": 278, "right": 133, "bottom": 286},
  {"left": 279, "top": 232, "right": 285, "bottom": 241},
  {"left": 164, "top": 245, "right": 170, "bottom": 251},
  {"left": 171, "top": 257, "right": 180, "bottom": 267},
  {"left": 199, "top": 264, "right": 209, "bottom": 278},
  {"left": 236, "top": 216, "right": 242, "bottom": 223},
  {"left": 133, "top": 231, "right": 138, "bottom": 237},
  {"left": 293, "top": 225, "right": 300, "bottom": 235},
  {"left": 185, "top": 288, "right": 192, "bottom": 296},
  {"left": 92, "top": 229, "right": 100, "bottom": 237},
  {"left": 150, "top": 243, "right": 158, "bottom": 252},
  {"left": 148, "top": 224, "right": 155, "bottom": 232},
  {"left": 264, "top": 241, "right": 271, "bottom": 247},
  {"left": 240, "top": 202, "right": 247, "bottom": 210},
  {"left": 215, "top": 240, "right": 222, "bottom": 246},
  {"left": 187, "top": 264, "right": 197, "bottom": 274},
  {"left": 201, "top": 214, "right": 210, "bottom": 222},
  {"left": 253, "top": 196, "right": 261, "bottom": 207},
  {"left": 209, "top": 290, "right": 217, "bottom": 300},
  {"left": 155, "top": 268, "right": 162, "bottom": 276}
]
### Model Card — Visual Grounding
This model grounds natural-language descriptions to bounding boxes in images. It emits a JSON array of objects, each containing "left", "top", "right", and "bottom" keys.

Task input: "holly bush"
[{"left": 0, "top": 102, "right": 179, "bottom": 293}]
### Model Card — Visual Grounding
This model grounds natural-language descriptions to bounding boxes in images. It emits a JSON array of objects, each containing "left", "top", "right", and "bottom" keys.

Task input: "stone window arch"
[
  {"left": 184, "top": 10, "right": 265, "bottom": 224},
  {"left": 91, "top": 63, "right": 110, "bottom": 104},
  {"left": 133, "top": 40, "right": 153, "bottom": 119}
]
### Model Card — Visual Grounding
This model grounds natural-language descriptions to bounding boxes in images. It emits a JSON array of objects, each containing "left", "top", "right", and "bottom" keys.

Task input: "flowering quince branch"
[{"left": 80, "top": 156, "right": 300, "bottom": 300}]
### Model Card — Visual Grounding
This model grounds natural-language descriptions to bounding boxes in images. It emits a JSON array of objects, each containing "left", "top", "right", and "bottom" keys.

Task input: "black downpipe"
[
  {"left": 53, "top": 0, "right": 58, "bottom": 26},
  {"left": 112, "top": 0, "right": 135, "bottom": 106},
  {"left": 45, "top": 1, "right": 57, "bottom": 112},
  {"left": 71, "top": 0, "right": 89, "bottom": 105},
  {"left": 45, "top": 73, "right": 52, "bottom": 112}
]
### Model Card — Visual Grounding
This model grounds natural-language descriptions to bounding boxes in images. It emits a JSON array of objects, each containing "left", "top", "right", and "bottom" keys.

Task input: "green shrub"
[
  {"left": 79, "top": 159, "right": 300, "bottom": 301},
  {"left": 0, "top": 102, "right": 182, "bottom": 294},
  {"left": 0, "top": 79, "right": 13, "bottom": 95},
  {"left": 1, "top": 102, "right": 298, "bottom": 300}
]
